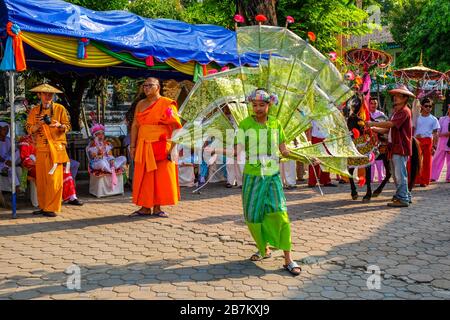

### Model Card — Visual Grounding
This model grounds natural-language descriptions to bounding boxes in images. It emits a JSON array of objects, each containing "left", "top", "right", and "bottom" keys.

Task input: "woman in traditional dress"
[{"left": 210, "top": 88, "right": 301, "bottom": 276}]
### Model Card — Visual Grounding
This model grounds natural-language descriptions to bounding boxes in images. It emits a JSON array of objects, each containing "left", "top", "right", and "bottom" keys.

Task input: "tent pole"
[{"left": 8, "top": 71, "right": 17, "bottom": 219}]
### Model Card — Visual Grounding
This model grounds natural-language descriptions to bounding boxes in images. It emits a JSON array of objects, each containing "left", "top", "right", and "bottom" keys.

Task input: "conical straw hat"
[{"left": 30, "top": 83, "right": 62, "bottom": 93}]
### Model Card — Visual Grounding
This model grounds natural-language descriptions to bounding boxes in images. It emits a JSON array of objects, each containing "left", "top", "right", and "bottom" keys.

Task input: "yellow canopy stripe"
[
  {"left": 21, "top": 31, "right": 219, "bottom": 75},
  {"left": 21, "top": 31, "right": 121, "bottom": 68},
  {"left": 166, "top": 59, "right": 216, "bottom": 75}
]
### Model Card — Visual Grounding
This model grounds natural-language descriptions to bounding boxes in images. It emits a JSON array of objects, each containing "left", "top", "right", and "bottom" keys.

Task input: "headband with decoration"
[
  {"left": 246, "top": 89, "right": 279, "bottom": 105},
  {"left": 90, "top": 123, "right": 105, "bottom": 136}
]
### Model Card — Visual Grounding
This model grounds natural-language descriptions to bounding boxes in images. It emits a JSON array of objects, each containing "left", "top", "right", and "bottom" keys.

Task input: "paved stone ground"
[{"left": 0, "top": 172, "right": 449, "bottom": 300}]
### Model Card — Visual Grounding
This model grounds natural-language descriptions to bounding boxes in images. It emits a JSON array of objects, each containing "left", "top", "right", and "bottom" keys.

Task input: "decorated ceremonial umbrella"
[
  {"left": 393, "top": 52, "right": 446, "bottom": 126},
  {"left": 393, "top": 57, "right": 444, "bottom": 82},
  {"left": 393, "top": 52, "right": 445, "bottom": 96},
  {"left": 344, "top": 47, "right": 393, "bottom": 119},
  {"left": 174, "top": 15, "right": 365, "bottom": 191},
  {"left": 345, "top": 48, "right": 393, "bottom": 71}
]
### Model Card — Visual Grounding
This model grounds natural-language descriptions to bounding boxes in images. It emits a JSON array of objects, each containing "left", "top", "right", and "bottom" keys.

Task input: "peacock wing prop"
[{"left": 174, "top": 25, "right": 364, "bottom": 176}]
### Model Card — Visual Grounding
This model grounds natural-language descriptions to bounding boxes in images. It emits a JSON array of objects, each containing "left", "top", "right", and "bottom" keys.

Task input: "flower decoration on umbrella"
[
  {"left": 344, "top": 71, "right": 355, "bottom": 81},
  {"left": 234, "top": 14, "right": 244, "bottom": 23},
  {"left": 329, "top": 52, "right": 337, "bottom": 62},
  {"left": 307, "top": 32, "right": 316, "bottom": 42},
  {"left": 285, "top": 16, "right": 295, "bottom": 28},
  {"left": 255, "top": 14, "right": 268, "bottom": 24}
]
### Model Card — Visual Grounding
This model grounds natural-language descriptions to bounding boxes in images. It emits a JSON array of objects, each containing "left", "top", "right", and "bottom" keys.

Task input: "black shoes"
[
  {"left": 323, "top": 183, "right": 338, "bottom": 187},
  {"left": 32, "top": 209, "right": 43, "bottom": 215},
  {"left": 387, "top": 199, "right": 409, "bottom": 207},
  {"left": 33, "top": 209, "right": 56, "bottom": 217},
  {"left": 67, "top": 199, "right": 84, "bottom": 206},
  {"left": 42, "top": 211, "right": 57, "bottom": 217}
]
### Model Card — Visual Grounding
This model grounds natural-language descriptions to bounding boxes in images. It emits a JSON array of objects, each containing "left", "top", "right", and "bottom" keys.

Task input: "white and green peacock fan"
[{"left": 172, "top": 22, "right": 364, "bottom": 177}]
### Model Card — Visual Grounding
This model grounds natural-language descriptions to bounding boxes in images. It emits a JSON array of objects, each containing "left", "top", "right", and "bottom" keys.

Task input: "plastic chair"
[{"left": 86, "top": 145, "right": 124, "bottom": 198}]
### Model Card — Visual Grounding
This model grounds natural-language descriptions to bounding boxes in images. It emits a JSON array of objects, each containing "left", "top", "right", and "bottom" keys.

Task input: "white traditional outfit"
[
  {"left": 0, "top": 121, "right": 21, "bottom": 188},
  {"left": 87, "top": 124, "right": 127, "bottom": 173},
  {"left": 178, "top": 146, "right": 196, "bottom": 187},
  {"left": 280, "top": 160, "right": 297, "bottom": 188}
]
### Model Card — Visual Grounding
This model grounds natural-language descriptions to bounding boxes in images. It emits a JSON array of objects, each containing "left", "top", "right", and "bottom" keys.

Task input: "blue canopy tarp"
[{"left": 0, "top": 0, "right": 257, "bottom": 67}]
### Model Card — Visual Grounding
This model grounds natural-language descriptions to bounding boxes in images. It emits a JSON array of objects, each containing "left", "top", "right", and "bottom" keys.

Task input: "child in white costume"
[{"left": 87, "top": 124, "right": 126, "bottom": 173}]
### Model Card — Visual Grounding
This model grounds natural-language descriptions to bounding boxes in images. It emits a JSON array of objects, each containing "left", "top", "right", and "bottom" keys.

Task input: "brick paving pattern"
[{"left": 0, "top": 173, "right": 449, "bottom": 300}]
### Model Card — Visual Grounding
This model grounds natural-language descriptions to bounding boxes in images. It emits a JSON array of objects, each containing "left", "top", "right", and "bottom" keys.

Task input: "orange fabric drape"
[
  {"left": 134, "top": 124, "right": 171, "bottom": 173},
  {"left": 42, "top": 125, "right": 70, "bottom": 164},
  {"left": 6, "top": 22, "right": 26, "bottom": 72},
  {"left": 132, "top": 97, "right": 182, "bottom": 208}
]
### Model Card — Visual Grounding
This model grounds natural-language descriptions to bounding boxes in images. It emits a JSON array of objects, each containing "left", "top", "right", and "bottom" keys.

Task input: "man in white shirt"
[
  {"left": 307, "top": 120, "right": 336, "bottom": 187},
  {"left": 414, "top": 97, "right": 440, "bottom": 187}
]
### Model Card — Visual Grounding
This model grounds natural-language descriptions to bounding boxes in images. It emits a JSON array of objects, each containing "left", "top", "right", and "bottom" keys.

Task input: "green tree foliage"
[
  {"left": 388, "top": 0, "right": 450, "bottom": 71},
  {"left": 129, "top": 0, "right": 374, "bottom": 54},
  {"left": 182, "top": 0, "right": 235, "bottom": 28},
  {"left": 277, "top": 0, "right": 372, "bottom": 53},
  {"left": 128, "top": 0, "right": 184, "bottom": 20},
  {"left": 67, "top": 0, "right": 128, "bottom": 11},
  {"left": 387, "top": 0, "right": 427, "bottom": 49}
]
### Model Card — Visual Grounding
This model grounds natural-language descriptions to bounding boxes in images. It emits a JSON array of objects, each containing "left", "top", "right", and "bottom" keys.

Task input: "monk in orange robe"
[
  {"left": 26, "top": 83, "right": 71, "bottom": 217},
  {"left": 129, "top": 78, "right": 182, "bottom": 217}
]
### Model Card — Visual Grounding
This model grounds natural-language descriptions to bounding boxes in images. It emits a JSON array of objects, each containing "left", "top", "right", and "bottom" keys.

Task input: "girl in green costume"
[{"left": 211, "top": 88, "right": 301, "bottom": 276}]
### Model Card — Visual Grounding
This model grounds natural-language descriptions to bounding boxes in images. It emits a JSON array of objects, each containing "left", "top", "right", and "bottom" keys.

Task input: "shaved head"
[
  {"left": 142, "top": 77, "right": 161, "bottom": 98},
  {"left": 145, "top": 77, "right": 160, "bottom": 86}
]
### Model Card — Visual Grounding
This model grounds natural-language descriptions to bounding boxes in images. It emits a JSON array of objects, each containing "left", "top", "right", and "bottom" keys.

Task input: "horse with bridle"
[{"left": 345, "top": 94, "right": 378, "bottom": 202}]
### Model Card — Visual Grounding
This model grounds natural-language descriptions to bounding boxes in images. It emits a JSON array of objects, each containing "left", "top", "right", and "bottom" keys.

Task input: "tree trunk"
[
  {"left": 47, "top": 74, "right": 92, "bottom": 131},
  {"left": 236, "top": 0, "right": 278, "bottom": 26}
]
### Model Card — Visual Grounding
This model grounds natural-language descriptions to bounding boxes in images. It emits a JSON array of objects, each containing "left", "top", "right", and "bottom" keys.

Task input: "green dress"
[{"left": 237, "top": 116, "right": 292, "bottom": 256}]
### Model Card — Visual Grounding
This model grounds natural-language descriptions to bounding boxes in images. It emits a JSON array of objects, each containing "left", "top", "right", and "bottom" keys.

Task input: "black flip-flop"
[
  {"left": 250, "top": 251, "right": 272, "bottom": 261},
  {"left": 154, "top": 211, "right": 169, "bottom": 218},
  {"left": 128, "top": 210, "right": 152, "bottom": 217}
]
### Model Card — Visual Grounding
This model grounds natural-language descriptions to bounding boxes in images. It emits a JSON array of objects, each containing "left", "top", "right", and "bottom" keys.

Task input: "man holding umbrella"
[{"left": 26, "top": 84, "right": 71, "bottom": 217}]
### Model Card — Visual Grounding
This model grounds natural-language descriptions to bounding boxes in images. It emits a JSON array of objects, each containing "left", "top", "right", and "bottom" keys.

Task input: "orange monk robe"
[
  {"left": 26, "top": 103, "right": 71, "bottom": 213},
  {"left": 132, "top": 97, "right": 182, "bottom": 208}
]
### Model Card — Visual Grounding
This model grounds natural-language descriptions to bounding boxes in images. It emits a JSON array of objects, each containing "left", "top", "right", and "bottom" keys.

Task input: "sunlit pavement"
[{"left": 0, "top": 173, "right": 449, "bottom": 300}]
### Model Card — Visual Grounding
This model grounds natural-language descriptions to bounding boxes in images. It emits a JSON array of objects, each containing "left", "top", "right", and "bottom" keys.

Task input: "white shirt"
[
  {"left": 311, "top": 120, "right": 328, "bottom": 139},
  {"left": 415, "top": 115, "right": 440, "bottom": 138}
]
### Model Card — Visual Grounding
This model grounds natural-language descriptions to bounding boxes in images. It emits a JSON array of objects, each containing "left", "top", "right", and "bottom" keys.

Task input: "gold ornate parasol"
[
  {"left": 393, "top": 52, "right": 444, "bottom": 81},
  {"left": 345, "top": 48, "right": 393, "bottom": 70}
]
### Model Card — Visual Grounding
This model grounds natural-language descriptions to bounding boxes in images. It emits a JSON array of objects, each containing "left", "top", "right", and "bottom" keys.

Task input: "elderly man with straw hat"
[
  {"left": 26, "top": 83, "right": 71, "bottom": 217},
  {"left": 367, "top": 84, "right": 415, "bottom": 207}
]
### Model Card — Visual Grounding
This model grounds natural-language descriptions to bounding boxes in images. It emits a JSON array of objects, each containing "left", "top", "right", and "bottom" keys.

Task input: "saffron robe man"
[
  {"left": 129, "top": 78, "right": 182, "bottom": 217},
  {"left": 26, "top": 84, "right": 71, "bottom": 217}
]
